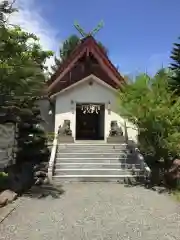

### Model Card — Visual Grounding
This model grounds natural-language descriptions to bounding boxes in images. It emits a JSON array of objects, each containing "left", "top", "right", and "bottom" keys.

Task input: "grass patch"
[{"left": 172, "top": 190, "right": 180, "bottom": 202}]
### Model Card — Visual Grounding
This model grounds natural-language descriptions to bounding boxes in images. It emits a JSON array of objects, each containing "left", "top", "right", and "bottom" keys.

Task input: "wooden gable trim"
[
  {"left": 47, "top": 37, "right": 91, "bottom": 86},
  {"left": 47, "top": 47, "right": 87, "bottom": 93},
  {"left": 89, "top": 38, "right": 125, "bottom": 83},
  {"left": 48, "top": 64, "right": 119, "bottom": 96},
  {"left": 50, "top": 74, "right": 118, "bottom": 99},
  {"left": 47, "top": 36, "right": 125, "bottom": 94},
  {"left": 90, "top": 47, "right": 122, "bottom": 87}
]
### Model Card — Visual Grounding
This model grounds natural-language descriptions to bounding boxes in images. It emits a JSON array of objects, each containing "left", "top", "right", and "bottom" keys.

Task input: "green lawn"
[{"left": 172, "top": 190, "right": 180, "bottom": 202}]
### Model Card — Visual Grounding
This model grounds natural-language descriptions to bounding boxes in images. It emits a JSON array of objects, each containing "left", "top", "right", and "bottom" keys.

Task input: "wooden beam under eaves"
[{"left": 47, "top": 48, "right": 87, "bottom": 93}]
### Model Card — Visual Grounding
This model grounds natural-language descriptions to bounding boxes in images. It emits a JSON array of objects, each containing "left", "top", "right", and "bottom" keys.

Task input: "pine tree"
[
  {"left": 0, "top": 1, "right": 52, "bottom": 191},
  {"left": 169, "top": 37, "right": 180, "bottom": 93},
  {"left": 16, "top": 97, "right": 49, "bottom": 165},
  {"left": 51, "top": 35, "right": 108, "bottom": 73},
  {"left": 51, "top": 35, "right": 80, "bottom": 73}
]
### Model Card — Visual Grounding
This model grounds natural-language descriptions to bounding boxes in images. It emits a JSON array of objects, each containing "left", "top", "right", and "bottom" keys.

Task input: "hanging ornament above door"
[{"left": 81, "top": 104, "right": 101, "bottom": 114}]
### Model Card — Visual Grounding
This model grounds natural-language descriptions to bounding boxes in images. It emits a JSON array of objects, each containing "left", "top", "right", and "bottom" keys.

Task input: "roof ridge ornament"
[{"left": 74, "top": 20, "right": 104, "bottom": 38}]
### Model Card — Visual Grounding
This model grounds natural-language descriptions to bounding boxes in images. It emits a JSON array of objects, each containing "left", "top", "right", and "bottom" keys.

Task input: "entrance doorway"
[{"left": 76, "top": 103, "right": 105, "bottom": 140}]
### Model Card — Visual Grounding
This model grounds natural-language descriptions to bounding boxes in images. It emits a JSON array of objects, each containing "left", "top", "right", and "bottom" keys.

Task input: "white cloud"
[{"left": 8, "top": 0, "right": 60, "bottom": 70}]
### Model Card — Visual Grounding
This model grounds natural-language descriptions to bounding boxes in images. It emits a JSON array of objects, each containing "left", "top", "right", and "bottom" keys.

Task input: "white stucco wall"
[{"left": 54, "top": 76, "right": 138, "bottom": 143}]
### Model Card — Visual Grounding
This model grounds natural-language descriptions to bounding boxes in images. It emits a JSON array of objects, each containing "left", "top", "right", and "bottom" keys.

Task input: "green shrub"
[
  {"left": 0, "top": 171, "right": 9, "bottom": 191},
  {"left": 119, "top": 69, "right": 180, "bottom": 186}
]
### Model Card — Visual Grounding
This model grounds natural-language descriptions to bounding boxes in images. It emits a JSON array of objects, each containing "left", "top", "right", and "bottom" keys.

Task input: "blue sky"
[{"left": 13, "top": 0, "right": 180, "bottom": 76}]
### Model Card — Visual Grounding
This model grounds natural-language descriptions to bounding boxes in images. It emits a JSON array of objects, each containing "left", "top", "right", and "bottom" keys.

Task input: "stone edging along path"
[{"left": 0, "top": 198, "right": 22, "bottom": 224}]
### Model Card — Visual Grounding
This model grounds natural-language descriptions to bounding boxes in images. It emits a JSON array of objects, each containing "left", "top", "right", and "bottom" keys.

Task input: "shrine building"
[{"left": 43, "top": 35, "right": 138, "bottom": 143}]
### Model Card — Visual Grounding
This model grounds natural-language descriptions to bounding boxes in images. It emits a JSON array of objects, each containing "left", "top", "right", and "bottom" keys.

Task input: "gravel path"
[{"left": 0, "top": 183, "right": 180, "bottom": 240}]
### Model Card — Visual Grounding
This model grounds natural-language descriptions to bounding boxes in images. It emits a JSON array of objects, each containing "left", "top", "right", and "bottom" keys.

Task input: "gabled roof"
[{"left": 47, "top": 36, "right": 125, "bottom": 96}]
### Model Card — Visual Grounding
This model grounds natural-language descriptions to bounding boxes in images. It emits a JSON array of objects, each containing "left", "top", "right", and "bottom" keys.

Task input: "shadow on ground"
[
  {"left": 123, "top": 180, "right": 171, "bottom": 195},
  {"left": 23, "top": 184, "right": 65, "bottom": 199}
]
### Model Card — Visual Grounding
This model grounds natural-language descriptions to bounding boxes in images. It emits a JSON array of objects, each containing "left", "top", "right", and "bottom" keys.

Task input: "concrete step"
[
  {"left": 52, "top": 143, "right": 138, "bottom": 182},
  {"left": 56, "top": 152, "right": 127, "bottom": 159},
  {"left": 58, "top": 143, "right": 127, "bottom": 146},
  {"left": 56, "top": 158, "right": 126, "bottom": 164},
  {"left": 55, "top": 162, "right": 128, "bottom": 169},
  {"left": 57, "top": 146, "right": 127, "bottom": 152},
  {"left": 54, "top": 168, "right": 140, "bottom": 176},
  {"left": 52, "top": 174, "right": 136, "bottom": 183},
  {"left": 57, "top": 144, "right": 127, "bottom": 151},
  {"left": 56, "top": 150, "right": 129, "bottom": 157},
  {"left": 57, "top": 148, "right": 128, "bottom": 152}
]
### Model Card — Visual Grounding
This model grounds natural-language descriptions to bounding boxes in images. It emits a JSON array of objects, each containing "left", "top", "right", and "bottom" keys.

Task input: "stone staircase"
[{"left": 52, "top": 143, "right": 143, "bottom": 183}]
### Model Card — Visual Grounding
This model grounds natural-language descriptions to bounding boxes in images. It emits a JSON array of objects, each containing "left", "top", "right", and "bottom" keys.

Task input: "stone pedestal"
[
  {"left": 107, "top": 136, "right": 126, "bottom": 143},
  {"left": 58, "top": 136, "right": 74, "bottom": 143}
]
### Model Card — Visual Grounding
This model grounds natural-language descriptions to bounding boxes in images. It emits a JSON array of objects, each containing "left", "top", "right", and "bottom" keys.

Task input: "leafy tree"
[
  {"left": 118, "top": 69, "right": 180, "bottom": 170},
  {"left": 169, "top": 37, "right": 180, "bottom": 93},
  {"left": 51, "top": 34, "right": 108, "bottom": 73},
  {"left": 0, "top": 27, "right": 53, "bottom": 96},
  {"left": 0, "top": 1, "right": 53, "bottom": 96},
  {"left": 0, "top": 0, "right": 17, "bottom": 26}
]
